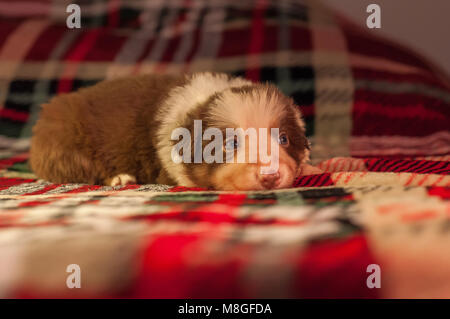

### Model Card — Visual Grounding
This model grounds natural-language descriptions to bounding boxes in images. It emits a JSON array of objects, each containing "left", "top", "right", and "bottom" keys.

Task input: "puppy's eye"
[
  {"left": 278, "top": 133, "right": 289, "bottom": 146},
  {"left": 305, "top": 139, "right": 311, "bottom": 150},
  {"left": 224, "top": 137, "right": 239, "bottom": 151}
]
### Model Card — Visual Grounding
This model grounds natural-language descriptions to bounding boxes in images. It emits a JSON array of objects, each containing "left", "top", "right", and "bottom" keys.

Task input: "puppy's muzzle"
[{"left": 258, "top": 171, "right": 280, "bottom": 189}]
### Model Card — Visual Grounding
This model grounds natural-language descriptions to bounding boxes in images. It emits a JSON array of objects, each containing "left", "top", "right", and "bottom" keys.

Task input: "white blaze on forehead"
[
  {"left": 209, "top": 86, "right": 288, "bottom": 129},
  {"left": 159, "top": 72, "right": 251, "bottom": 128}
]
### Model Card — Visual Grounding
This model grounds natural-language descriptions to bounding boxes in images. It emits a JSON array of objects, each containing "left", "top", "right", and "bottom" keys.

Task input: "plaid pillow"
[{"left": 0, "top": 0, "right": 448, "bottom": 163}]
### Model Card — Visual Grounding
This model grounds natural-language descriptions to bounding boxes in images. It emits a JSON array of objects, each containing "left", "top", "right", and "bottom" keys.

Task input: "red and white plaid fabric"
[{"left": 0, "top": 0, "right": 449, "bottom": 298}]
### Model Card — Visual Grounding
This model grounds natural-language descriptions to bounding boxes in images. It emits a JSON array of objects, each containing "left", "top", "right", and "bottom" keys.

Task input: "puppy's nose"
[{"left": 259, "top": 172, "right": 280, "bottom": 189}]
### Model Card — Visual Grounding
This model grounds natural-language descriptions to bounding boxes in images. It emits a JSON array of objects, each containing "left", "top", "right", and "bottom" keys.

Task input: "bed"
[{"left": 0, "top": 0, "right": 449, "bottom": 298}]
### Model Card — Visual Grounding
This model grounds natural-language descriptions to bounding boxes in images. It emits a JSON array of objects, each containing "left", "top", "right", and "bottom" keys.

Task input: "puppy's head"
[{"left": 176, "top": 83, "right": 310, "bottom": 191}]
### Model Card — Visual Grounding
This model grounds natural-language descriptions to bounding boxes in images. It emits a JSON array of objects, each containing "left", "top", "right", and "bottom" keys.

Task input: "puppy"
[{"left": 30, "top": 72, "right": 322, "bottom": 190}]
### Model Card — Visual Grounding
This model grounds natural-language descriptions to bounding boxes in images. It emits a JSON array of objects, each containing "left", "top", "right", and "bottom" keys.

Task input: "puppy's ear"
[
  {"left": 289, "top": 102, "right": 306, "bottom": 132},
  {"left": 301, "top": 164, "right": 324, "bottom": 175}
]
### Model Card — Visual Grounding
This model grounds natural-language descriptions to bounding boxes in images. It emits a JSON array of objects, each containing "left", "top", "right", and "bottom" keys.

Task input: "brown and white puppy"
[{"left": 30, "top": 72, "right": 321, "bottom": 190}]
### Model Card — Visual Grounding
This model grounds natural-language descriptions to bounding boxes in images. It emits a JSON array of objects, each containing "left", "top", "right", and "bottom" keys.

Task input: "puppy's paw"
[
  {"left": 300, "top": 164, "right": 324, "bottom": 176},
  {"left": 108, "top": 174, "right": 137, "bottom": 186}
]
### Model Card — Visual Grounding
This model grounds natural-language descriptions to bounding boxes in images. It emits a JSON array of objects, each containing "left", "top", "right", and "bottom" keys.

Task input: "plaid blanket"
[{"left": 0, "top": 0, "right": 449, "bottom": 298}]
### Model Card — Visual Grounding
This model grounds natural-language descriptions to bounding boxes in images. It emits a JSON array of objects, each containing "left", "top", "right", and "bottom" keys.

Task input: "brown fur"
[{"left": 30, "top": 74, "right": 185, "bottom": 185}]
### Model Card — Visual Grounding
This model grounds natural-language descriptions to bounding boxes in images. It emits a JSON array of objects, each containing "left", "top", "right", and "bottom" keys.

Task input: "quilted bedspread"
[{"left": 0, "top": 0, "right": 449, "bottom": 298}]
